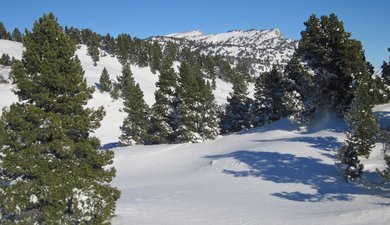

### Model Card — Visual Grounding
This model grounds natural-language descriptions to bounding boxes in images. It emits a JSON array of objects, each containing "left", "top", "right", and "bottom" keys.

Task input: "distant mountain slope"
[
  {"left": 151, "top": 29, "right": 298, "bottom": 75},
  {"left": 0, "top": 39, "right": 236, "bottom": 144}
]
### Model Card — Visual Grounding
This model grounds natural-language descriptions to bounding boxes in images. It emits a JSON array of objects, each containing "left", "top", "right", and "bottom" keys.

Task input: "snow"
[
  {"left": 111, "top": 114, "right": 390, "bottom": 225},
  {"left": 1, "top": 40, "right": 390, "bottom": 225}
]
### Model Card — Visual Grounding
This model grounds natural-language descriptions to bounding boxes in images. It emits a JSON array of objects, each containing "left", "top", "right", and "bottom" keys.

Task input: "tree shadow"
[
  {"left": 253, "top": 136, "right": 341, "bottom": 159},
  {"left": 205, "top": 150, "right": 385, "bottom": 202},
  {"left": 237, "top": 119, "right": 301, "bottom": 135}
]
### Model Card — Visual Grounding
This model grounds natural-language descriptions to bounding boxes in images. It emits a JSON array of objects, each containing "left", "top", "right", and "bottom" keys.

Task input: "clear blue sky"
[{"left": 1, "top": 0, "right": 389, "bottom": 68}]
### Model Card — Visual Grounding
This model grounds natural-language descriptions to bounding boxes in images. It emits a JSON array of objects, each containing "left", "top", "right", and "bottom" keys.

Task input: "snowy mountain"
[{"left": 151, "top": 29, "right": 298, "bottom": 75}]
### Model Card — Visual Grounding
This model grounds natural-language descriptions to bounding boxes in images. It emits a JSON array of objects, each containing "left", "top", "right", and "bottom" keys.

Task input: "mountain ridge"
[{"left": 150, "top": 28, "right": 298, "bottom": 75}]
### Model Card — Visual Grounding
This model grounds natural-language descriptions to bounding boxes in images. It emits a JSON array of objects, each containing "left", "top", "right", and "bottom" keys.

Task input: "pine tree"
[
  {"left": 298, "top": 13, "right": 371, "bottom": 114},
  {"left": 283, "top": 54, "right": 316, "bottom": 125},
  {"left": 136, "top": 41, "right": 149, "bottom": 67},
  {"left": 176, "top": 62, "right": 219, "bottom": 143},
  {"left": 11, "top": 28, "right": 23, "bottom": 42},
  {"left": 338, "top": 73, "right": 379, "bottom": 181},
  {"left": 102, "top": 33, "right": 116, "bottom": 56},
  {"left": 0, "top": 53, "right": 11, "bottom": 66},
  {"left": 0, "top": 22, "right": 9, "bottom": 40},
  {"left": 0, "top": 13, "right": 119, "bottom": 224},
  {"left": 116, "top": 34, "right": 132, "bottom": 65},
  {"left": 220, "top": 71, "right": 251, "bottom": 134},
  {"left": 119, "top": 64, "right": 149, "bottom": 145},
  {"left": 99, "top": 67, "right": 112, "bottom": 92},
  {"left": 148, "top": 60, "right": 179, "bottom": 144},
  {"left": 150, "top": 41, "right": 162, "bottom": 74},
  {"left": 252, "top": 66, "right": 288, "bottom": 126},
  {"left": 87, "top": 34, "right": 100, "bottom": 66},
  {"left": 382, "top": 48, "right": 390, "bottom": 85},
  {"left": 162, "top": 41, "right": 177, "bottom": 65}
]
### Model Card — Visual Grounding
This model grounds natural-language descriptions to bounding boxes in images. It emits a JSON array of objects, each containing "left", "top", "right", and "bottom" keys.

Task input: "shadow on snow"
[
  {"left": 252, "top": 136, "right": 342, "bottom": 159},
  {"left": 205, "top": 150, "right": 385, "bottom": 202}
]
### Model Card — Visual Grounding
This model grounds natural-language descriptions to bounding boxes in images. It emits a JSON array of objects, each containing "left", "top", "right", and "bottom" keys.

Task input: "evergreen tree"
[
  {"left": 116, "top": 34, "right": 132, "bottom": 65},
  {"left": 0, "top": 22, "right": 9, "bottom": 40},
  {"left": 0, "top": 53, "right": 11, "bottom": 66},
  {"left": 203, "top": 55, "right": 217, "bottom": 89},
  {"left": 150, "top": 41, "right": 162, "bottom": 74},
  {"left": 252, "top": 66, "right": 288, "bottom": 126},
  {"left": 135, "top": 39, "right": 149, "bottom": 67},
  {"left": 162, "top": 41, "right": 178, "bottom": 65},
  {"left": 381, "top": 48, "right": 390, "bottom": 85},
  {"left": 283, "top": 54, "right": 316, "bottom": 125},
  {"left": 377, "top": 128, "right": 390, "bottom": 183},
  {"left": 102, "top": 33, "right": 116, "bottom": 56},
  {"left": 298, "top": 13, "right": 371, "bottom": 114},
  {"left": 338, "top": 73, "right": 379, "bottom": 181},
  {"left": 64, "top": 26, "right": 82, "bottom": 45},
  {"left": 176, "top": 62, "right": 219, "bottom": 143},
  {"left": 11, "top": 28, "right": 23, "bottom": 42},
  {"left": 220, "top": 71, "right": 251, "bottom": 134},
  {"left": 148, "top": 60, "right": 179, "bottom": 144},
  {"left": 0, "top": 13, "right": 119, "bottom": 224},
  {"left": 119, "top": 64, "right": 149, "bottom": 145},
  {"left": 87, "top": 34, "right": 100, "bottom": 66},
  {"left": 99, "top": 67, "right": 112, "bottom": 92}
]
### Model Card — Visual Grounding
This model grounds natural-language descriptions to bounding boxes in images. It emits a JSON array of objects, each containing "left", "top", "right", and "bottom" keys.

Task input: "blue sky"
[{"left": 0, "top": 0, "right": 389, "bottom": 68}]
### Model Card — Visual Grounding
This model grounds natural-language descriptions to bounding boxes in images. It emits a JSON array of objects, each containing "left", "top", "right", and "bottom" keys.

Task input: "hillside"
[
  {"left": 112, "top": 108, "right": 390, "bottom": 225},
  {"left": 1, "top": 39, "right": 390, "bottom": 225},
  {"left": 151, "top": 29, "right": 298, "bottom": 75},
  {"left": 0, "top": 39, "right": 237, "bottom": 144}
]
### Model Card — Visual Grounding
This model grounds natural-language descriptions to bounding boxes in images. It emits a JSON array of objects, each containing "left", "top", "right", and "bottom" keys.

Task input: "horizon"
[{"left": 0, "top": 0, "right": 389, "bottom": 68}]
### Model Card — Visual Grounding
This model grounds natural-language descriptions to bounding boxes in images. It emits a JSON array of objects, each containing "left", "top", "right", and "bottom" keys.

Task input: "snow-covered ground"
[
  {"left": 111, "top": 110, "right": 390, "bottom": 225},
  {"left": 1, "top": 40, "right": 390, "bottom": 225}
]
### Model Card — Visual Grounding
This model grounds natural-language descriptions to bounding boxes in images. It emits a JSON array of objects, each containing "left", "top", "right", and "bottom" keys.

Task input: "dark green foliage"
[
  {"left": 298, "top": 13, "right": 370, "bottom": 114},
  {"left": 99, "top": 67, "right": 112, "bottom": 92},
  {"left": 381, "top": 48, "right": 390, "bottom": 84},
  {"left": 119, "top": 64, "right": 149, "bottom": 145},
  {"left": 87, "top": 34, "right": 100, "bottom": 66},
  {"left": 149, "top": 41, "right": 162, "bottom": 74},
  {"left": 109, "top": 82, "right": 120, "bottom": 101},
  {"left": 0, "top": 53, "right": 11, "bottom": 66},
  {"left": 102, "top": 33, "right": 116, "bottom": 56},
  {"left": 0, "top": 13, "right": 119, "bottom": 224},
  {"left": 148, "top": 61, "right": 179, "bottom": 144},
  {"left": 176, "top": 62, "right": 219, "bottom": 143},
  {"left": 378, "top": 129, "right": 390, "bottom": 182},
  {"left": 116, "top": 34, "right": 133, "bottom": 65},
  {"left": 338, "top": 74, "right": 379, "bottom": 181},
  {"left": 220, "top": 71, "right": 251, "bottom": 134},
  {"left": 0, "top": 22, "right": 9, "bottom": 39},
  {"left": 283, "top": 54, "right": 316, "bottom": 125},
  {"left": 64, "top": 26, "right": 82, "bottom": 45},
  {"left": 337, "top": 143, "right": 364, "bottom": 181},
  {"left": 344, "top": 79, "right": 379, "bottom": 158},
  {"left": 162, "top": 41, "right": 177, "bottom": 65},
  {"left": 252, "top": 66, "right": 288, "bottom": 126},
  {"left": 135, "top": 38, "right": 149, "bottom": 67},
  {"left": 11, "top": 28, "right": 23, "bottom": 42}
]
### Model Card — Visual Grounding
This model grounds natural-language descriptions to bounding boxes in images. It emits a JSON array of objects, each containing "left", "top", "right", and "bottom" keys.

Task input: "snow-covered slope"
[
  {"left": 112, "top": 109, "right": 390, "bottom": 225},
  {"left": 152, "top": 29, "right": 298, "bottom": 74},
  {"left": 2, "top": 39, "right": 390, "bottom": 225},
  {"left": 0, "top": 40, "right": 234, "bottom": 144}
]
